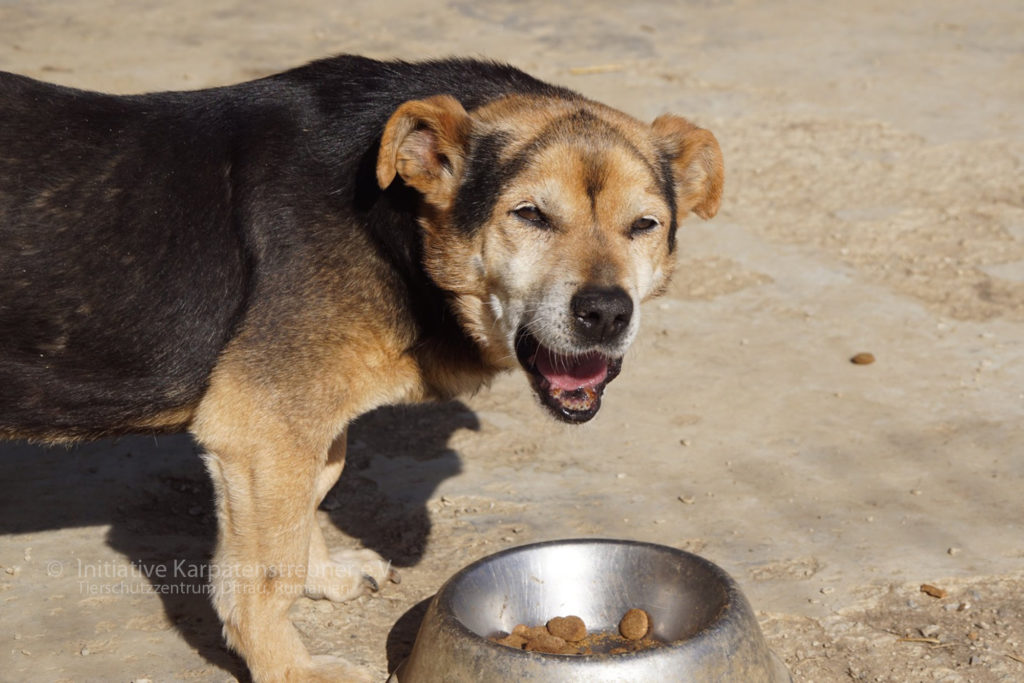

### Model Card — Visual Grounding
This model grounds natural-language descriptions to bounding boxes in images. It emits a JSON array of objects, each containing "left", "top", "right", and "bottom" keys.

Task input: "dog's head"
[{"left": 377, "top": 93, "right": 723, "bottom": 423}]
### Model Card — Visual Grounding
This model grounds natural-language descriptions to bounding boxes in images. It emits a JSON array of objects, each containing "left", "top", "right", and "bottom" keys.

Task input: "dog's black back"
[{"left": 0, "top": 57, "right": 569, "bottom": 438}]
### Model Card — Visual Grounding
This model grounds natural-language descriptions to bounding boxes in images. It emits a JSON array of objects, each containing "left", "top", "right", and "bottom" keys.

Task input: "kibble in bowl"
[{"left": 491, "top": 609, "right": 662, "bottom": 655}]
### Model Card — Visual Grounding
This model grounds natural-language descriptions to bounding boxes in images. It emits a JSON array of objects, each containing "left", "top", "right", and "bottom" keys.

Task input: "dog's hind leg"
[
  {"left": 304, "top": 432, "right": 398, "bottom": 602},
  {"left": 195, "top": 370, "right": 375, "bottom": 683}
]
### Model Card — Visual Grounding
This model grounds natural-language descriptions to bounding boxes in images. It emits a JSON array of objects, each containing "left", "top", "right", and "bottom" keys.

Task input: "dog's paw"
[{"left": 304, "top": 548, "right": 400, "bottom": 603}]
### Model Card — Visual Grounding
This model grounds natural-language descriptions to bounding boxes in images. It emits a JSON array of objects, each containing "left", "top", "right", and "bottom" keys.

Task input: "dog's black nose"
[{"left": 571, "top": 285, "right": 633, "bottom": 343}]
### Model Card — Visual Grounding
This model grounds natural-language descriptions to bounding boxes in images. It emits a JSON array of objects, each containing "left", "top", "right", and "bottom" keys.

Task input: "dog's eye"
[
  {"left": 630, "top": 216, "right": 660, "bottom": 235},
  {"left": 512, "top": 204, "right": 549, "bottom": 227}
]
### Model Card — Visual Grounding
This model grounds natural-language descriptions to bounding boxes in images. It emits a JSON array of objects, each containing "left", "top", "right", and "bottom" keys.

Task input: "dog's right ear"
[{"left": 377, "top": 95, "right": 471, "bottom": 209}]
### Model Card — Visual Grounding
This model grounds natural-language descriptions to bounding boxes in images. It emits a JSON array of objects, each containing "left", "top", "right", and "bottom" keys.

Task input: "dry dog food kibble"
[
  {"left": 618, "top": 608, "right": 650, "bottom": 640},
  {"left": 920, "top": 583, "right": 948, "bottom": 599},
  {"left": 491, "top": 609, "right": 661, "bottom": 655},
  {"left": 547, "top": 615, "right": 587, "bottom": 642},
  {"left": 495, "top": 621, "right": 577, "bottom": 655},
  {"left": 524, "top": 632, "right": 569, "bottom": 653},
  {"left": 496, "top": 633, "right": 528, "bottom": 649}
]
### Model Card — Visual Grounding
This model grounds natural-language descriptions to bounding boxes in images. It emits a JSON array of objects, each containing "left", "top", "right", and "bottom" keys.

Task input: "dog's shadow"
[{"left": 0, "top": 400, "right": 477, "bottom": 679}]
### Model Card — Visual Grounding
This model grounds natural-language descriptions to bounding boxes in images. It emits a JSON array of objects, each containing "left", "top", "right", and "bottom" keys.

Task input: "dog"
[{"left": 0, "top": 56, "right": 723, "bottom": 681}]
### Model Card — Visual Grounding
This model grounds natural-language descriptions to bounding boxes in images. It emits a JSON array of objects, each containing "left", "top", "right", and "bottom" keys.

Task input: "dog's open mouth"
[{"left": 515, "top": 329, "right": 623, "bottom": 423}]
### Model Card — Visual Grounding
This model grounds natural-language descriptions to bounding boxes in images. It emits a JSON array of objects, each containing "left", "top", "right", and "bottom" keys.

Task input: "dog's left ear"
[
  {"left": 652, "top": 115, "right": 724, "bottom": 220},
  {"left": 377, "top": 95, "right": 471, "bottom": 209}
]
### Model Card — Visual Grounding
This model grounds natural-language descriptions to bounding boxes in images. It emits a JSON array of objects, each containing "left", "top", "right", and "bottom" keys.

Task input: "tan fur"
[
  {"left": 377, "top": 95, "right": 472, "bottom": 211},
  {"left": 190, "top": 300, "right": 424, "bottom": 681},
  {"left": 129, "top": 403, "right": 198, "bottom": 432},
  {"left": 0, "top": 403, "right": 198, "bottom": 445},
  {"left": 652, "top": 114, "right": 725, "bottom": 219}
]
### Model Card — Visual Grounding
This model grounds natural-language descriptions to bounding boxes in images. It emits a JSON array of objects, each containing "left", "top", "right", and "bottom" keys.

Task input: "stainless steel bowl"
[{"left": 389, "top": 538, "right": 790, "bottom": 682}]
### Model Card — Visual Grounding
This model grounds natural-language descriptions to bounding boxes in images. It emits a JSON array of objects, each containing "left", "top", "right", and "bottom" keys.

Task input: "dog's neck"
[{"left": 356, "top": 176, "right": 497, "bottom": 401}]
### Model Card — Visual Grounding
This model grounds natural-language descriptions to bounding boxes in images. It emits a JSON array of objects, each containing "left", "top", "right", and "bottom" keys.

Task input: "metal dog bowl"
[{"left": 389, "top": 539, "right": 790, "bottom": 682}]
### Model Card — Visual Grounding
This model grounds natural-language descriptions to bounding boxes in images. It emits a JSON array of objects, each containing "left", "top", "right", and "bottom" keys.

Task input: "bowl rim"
[{"left": 431, "top": 537, "right": 745, "bottom": 660}]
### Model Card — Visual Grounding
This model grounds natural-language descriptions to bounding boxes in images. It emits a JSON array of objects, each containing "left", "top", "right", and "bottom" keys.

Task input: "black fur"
[
  {"left": 657, "top": 153, "right": 680, "bottom": 253},
  {"left": 0, "top": 57, "right": 574, "bottom": 437},
  {"left": 450, "top": 130, "right": 521, "bottom": 236}
]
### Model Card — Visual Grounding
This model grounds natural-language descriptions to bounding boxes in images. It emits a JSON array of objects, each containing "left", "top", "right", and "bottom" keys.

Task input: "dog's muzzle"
[{"left": 515, "top": 286, "right": 632, "bottom": 423}]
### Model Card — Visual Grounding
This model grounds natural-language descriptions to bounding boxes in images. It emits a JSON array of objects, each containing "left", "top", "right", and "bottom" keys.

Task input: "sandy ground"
[{"left": 1, "top": 1, "right": 1023, "bottom": 681}]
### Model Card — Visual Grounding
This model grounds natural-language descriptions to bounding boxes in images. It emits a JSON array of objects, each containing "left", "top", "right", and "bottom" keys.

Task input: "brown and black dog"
[{"left": 0, "top": 56, "right": 722, "bottom": 681}]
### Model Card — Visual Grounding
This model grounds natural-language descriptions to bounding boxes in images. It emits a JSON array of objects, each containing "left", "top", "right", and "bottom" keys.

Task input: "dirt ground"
[{"left": 1, "top": 1, "right": 1022, "bottom": 681}]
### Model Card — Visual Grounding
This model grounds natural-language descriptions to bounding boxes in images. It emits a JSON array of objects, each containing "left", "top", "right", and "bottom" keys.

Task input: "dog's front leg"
[
  {"left": 304, "top": 432, "right": 397, "bottom": 602},
  {"left": 196, "top": 380, "right": 375, "bottom": 682}
]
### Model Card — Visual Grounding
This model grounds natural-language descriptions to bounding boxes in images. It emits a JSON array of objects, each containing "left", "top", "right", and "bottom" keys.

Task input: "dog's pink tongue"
[{"left": 535, "top": 347, "right": 609, "bottom": 391}]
